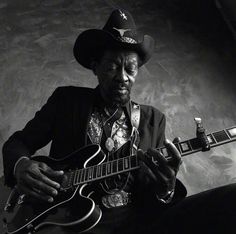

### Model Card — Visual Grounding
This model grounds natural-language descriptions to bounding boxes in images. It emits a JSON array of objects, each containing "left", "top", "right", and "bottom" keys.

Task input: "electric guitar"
[{"left": 3, "top": 126, "right": 236, "bottom": 234}]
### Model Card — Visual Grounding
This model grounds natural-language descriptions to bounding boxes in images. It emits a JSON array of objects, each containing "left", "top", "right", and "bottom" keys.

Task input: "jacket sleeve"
[{"left": 2, "top": 88, "right": 61, "bottom": 187}]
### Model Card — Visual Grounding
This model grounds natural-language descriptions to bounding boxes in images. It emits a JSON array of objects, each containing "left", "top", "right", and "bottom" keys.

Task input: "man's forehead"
[{"left": 102, "top": 49, "right": 138, "bottom": 63}]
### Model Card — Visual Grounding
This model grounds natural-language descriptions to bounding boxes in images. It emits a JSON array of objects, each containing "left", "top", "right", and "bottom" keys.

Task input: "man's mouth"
[
  {"left": 117, "top": 89, "right": 128, "bottom": 94},
  {"left": 113, "top": 85, "right": 129, "bottom": 94},
  {"left": 114, "top": 88, "right": 129, "bottom": 95}
]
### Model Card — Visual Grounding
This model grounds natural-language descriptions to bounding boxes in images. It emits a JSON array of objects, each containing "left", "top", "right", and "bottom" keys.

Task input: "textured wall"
[{"left": 1, "top": 0, "right": 236, "bottom": 196}]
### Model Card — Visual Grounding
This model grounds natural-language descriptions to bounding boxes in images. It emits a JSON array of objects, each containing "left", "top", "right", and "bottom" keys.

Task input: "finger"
[
  {"left": 138, "top": 149, "right": 174, "bottom": 180},
  {"left": 138, "top": 149, "right": 160, "bottom": 174},
  {"left": 25, "top": 174, "right": 58, "bottom": 197},
  {"left": 164, "top": 139, "right": 182, "bottom": 170},
  {"left": 139, "top": 159, "right": 158, "bottom": 182},
  {"left": 19, "top": 183, "right": 54, "bottom": 203},
  {"left": 146, "top": 148, "right": 174, "bottom": 178},
  {"left": 138, "top": 150, "right": 160, "bottom": 182},
  {"left": 138, "top": 150, "right": 176, "bottom": 193},
  {"left": 40, "top": 163, "right": 64, "bottom": 178},
  {"left": 172, "top": 137, "right": 181, "bottom": 143},
  {"left": 29, "top": 167, "right": 61, "bottom": 189},
  {"left": 141, "top": 159, "right": 174, "bottom": 191}
]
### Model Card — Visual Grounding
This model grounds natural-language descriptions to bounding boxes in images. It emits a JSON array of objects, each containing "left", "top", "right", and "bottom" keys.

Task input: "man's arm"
[
  {"left": 137, "top": 107, "right": 187, "bottom": 203},
  {"left": 2, "top": 87, "right": 61, "bottom": 187}
]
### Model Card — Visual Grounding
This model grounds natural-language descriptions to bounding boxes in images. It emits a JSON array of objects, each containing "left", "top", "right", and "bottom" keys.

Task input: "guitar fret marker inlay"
[
  {"left": 180, "top": 141, "right": 191, "bottom": 152},
  {"left": 207, "top": 135, "right": 215, "bottom": 144},
  {"left": 161, "top": 148, "right": 168, "bottom": 157},
  {"left": 227, "top": 127, "right": 236, "bottom": 137}
]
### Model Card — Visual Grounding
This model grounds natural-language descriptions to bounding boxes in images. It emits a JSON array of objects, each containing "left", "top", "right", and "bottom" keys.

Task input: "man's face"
[{"left": 94, "top": 49, "right": 139, "bottom": 107}]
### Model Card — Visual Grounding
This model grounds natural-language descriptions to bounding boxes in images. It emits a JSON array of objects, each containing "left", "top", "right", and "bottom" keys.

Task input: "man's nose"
[{"left": 116, "top": 67, "right": 128, "bottom": 82}]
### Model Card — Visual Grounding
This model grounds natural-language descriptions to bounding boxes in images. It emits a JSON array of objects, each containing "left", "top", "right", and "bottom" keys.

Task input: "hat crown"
[{"left": 103, "top": 9, "right": 138, "bottom": 44}]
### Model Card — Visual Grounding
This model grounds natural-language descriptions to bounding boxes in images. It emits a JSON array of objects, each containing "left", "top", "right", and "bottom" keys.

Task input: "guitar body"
[{"left": 3, "top": 144, "right": 104, "bottom": 234}]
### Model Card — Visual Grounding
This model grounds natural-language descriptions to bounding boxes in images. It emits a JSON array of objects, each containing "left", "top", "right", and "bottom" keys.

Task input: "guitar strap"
[{"left": 130, "top": 101, "right": 140, "bottom": 155}]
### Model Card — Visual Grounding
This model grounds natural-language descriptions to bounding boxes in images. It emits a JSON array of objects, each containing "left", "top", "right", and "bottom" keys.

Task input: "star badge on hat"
[{"left": 119, "top": 10, "right": 127, "bottom": 20}]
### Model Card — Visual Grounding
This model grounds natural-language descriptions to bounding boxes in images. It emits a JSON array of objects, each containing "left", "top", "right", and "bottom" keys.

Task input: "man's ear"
[{"left": 90, "top": 61, "right": 97, "bottom": 75}]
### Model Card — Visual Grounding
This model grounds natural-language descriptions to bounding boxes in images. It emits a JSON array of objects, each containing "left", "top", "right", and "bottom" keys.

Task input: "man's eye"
[
  {"left": 126, "top": 66, "right": 137, "bottom": 75},
  {"left": 106, "top": 64, "right": 117, "bottom": 71}
]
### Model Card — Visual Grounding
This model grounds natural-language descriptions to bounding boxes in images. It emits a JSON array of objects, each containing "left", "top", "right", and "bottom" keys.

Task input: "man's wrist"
[
  {"left": 156, "top": 188, "right": 175, "bottom": 204},
  {"left": 13, "top": 156, "right": 30, "bottom": 176}
]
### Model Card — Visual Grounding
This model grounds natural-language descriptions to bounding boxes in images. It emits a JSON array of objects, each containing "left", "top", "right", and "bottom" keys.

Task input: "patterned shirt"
[{"left": 87, "top": 106, "right": 133, "bottom": 194}]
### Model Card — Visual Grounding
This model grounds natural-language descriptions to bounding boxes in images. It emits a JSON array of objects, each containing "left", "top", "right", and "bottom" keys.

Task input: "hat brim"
[{"left": 73, "top": 29, "right": 154, "bottom": 69}]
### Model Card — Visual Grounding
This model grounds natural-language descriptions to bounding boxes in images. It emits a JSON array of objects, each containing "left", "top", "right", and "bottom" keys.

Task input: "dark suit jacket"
[{"left": 2, "top": 86, "right": 187, "bottom": 200}]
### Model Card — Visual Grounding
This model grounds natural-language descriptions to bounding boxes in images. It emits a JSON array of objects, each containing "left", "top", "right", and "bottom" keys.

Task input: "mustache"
[{"left": 111, "top": 82, "right": 131, "bottom": 90}]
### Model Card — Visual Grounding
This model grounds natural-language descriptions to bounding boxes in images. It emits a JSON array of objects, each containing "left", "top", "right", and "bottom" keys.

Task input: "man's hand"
[
  {"left": 138, "top": 138, "right": 182, "bottom": 198},
  {"left": 15, "top": 158, "right": 64, "bottom": 203}
]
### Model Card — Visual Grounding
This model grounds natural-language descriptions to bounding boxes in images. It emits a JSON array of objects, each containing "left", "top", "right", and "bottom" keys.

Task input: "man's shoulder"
[
  {"left": 51, "top": 86, "right": 95, "bottom": 100},
  {"left": 54, "top": 86, "right": 94, "bottom": 95},
  {"left": 139, "top": 103, "right": 165, "bottom": 118}
]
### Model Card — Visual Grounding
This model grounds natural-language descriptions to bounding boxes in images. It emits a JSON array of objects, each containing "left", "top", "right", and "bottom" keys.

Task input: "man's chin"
[{"left": 110, "top": 94, "right": 130, "bottom": 106}]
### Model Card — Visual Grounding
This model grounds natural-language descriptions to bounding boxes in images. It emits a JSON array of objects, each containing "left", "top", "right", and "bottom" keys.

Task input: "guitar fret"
[
  {"left": 130, "top": 156, "right": 137, "bottom": 168},
  {"left": 207, "top": 133, "right": 216, "bottom": 145},
  {"left": 224, "top": 129, "right": 231, "bottom": 139},
  {"left": 124, "top": 157, "right": 129, "bottom": 169},
  {"left": 188, "top": 140, "right": 194, "bottom": 151},
  {"left": 76, "top": 170, "right": 81, "bottom": 185},
  {"left": 189, "top": 138, "right": 201, "bottom": 150},
  {"left": 97, "top": 164, "right": 102, "bottom": 178},
  {"left": 83, "top": 168, "right": 87, "bottom": 182},
  {"left": 73, "top": 169, "right": 78, "bottom": 185},
  {"left": 68, "top": 171, "right": 74, "bottom": 187},
  {"left": 86, "top": 168, "right": 90, "bottom": 181},
  {"left": 81, "top": 169, "right": 86, "bottom": 182},
  {"left": 107, "top": 162, "right": 111, "bottom": 175},
  {"left": 213, "top": 130, "right": 230, "bottom": 142},
  {"left": 161, "top": 147, "right": 168, "bottom": 158},
  {"left": 76, "top": 169, "right": 81, "bottom": 183},
  {"left": 210, "top": 132, "right": 217, "bottom": 144},
  {"left": 180, "top": 141, "right": 192, "bottom": 153},
  {"left": 227, "top": 127, "right": 236, "bottom": 138},
  {"left": 93, "top": 165, "right": 97, "bottom": 179},
  {"left": 78, "top": 169, "right": 83, "bottom": 183},
  {"left": 129, "top": 156, "right": 132, "bottom": 169},
  {"left": 175, "top": 143, "right": 182, "bottom": 155},
  {"left": 88, "top": 167, "right": 93, "bottom": 180},
  {"left": 102, "top": 163, "right": 106, "bottom": 176},
  {"left": 118, "top": 158, "right": 123, "bottom": 171},
  {"left": 112, "top": 160, "right": 118, "bottom": 174}
]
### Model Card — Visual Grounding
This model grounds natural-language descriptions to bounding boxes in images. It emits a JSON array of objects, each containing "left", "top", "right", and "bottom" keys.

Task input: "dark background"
[{"left": 1, "top": 0, "right": 236, "bottom": 198}]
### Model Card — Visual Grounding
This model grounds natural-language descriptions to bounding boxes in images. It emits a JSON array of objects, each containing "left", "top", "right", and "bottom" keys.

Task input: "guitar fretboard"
[{"left": 63, "top": 126, "right": 236, "bottom": 189}]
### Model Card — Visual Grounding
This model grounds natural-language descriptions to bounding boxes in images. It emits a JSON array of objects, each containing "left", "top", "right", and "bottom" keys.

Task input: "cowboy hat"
[{"left": 73, "top": 9, "right": 155, "bottom": 69}]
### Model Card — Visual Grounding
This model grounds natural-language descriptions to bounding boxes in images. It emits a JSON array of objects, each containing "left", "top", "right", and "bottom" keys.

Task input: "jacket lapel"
[{"left": 72, "top": 87, "right": 95, "bottom": 150}]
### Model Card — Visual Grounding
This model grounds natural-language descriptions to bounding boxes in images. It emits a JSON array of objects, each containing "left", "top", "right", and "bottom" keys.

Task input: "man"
[{"left": 2, "top": 9, "right": 236, "bottom": 234}]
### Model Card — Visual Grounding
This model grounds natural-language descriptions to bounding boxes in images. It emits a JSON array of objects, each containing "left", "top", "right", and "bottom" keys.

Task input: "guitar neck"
[
  {"left": 172, "top": 126, "right": 236, "bottom": 158},
  {"left": 71, "top": 126, "right": 236, "bottom": 187}
]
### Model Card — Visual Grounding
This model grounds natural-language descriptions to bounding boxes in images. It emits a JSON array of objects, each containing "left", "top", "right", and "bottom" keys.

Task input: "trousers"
[{"left": 85, "top": 183, "right": 236, "bottom": 234}]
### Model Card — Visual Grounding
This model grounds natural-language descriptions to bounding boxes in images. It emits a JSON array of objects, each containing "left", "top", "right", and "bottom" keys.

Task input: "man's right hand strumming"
[{"left": 14, "top": 158, "right": 64, "bottom": 203}]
